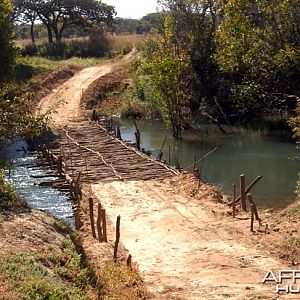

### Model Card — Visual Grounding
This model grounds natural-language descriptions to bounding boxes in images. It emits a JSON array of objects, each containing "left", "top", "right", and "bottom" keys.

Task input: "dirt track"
[{"left": 36, "top": 56, "right": 297, "bottom": 299}]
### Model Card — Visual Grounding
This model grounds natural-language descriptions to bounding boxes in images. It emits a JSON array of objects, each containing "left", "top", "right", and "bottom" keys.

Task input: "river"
[
  {"left": 116, "top": 119, "right": 299, "bottom": 208},
  {"left": 0, "top": 139, "right": 74, "bottom": 226}
]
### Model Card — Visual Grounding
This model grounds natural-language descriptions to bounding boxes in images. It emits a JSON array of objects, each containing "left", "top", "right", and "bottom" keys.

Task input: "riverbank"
[
  {"left": 2, "top": 53, "right": 298, "bottom": 299},
  {"left": 0, "top": 183, "right": 149, "bottom": 299}
]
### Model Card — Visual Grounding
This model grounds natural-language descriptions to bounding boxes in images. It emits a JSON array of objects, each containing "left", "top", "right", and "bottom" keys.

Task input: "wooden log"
[
  {"left": 232, "top": 183, "right": 236, "bottom": 218},
  {"left": 97, "top": 203, "right": 103, "bottom": 242},
  {"left": 247, "top": 193, "right": 261, "bottom": 224},
  {"left": 229, "top": 176, "right": 263, "bottom": 206},
  {"left": 127, "top": 254, "right": 132, "bottom": 269},
  {"left": 89, "top": 197, "right": 97, "bottom": 239},
  {"left": 250, "top": 204, "right": 254, "bottom": 232},
  {"left": 240, "top": 174, "right": 246, "bottom": 211},
  {"left": 114, "top": 215, "right": 121, "bottom": 262},
  {"left": 102, "top": 209, "right": 108, "bottom": 242}
]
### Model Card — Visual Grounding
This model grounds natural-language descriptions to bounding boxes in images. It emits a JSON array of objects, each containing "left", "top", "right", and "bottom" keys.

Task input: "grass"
[
  {"left": 0, "top": 236, "right": 98, "bottom": 300},
  {"left": 100, "top": 262, "right": 149, "bottom": 300},
  {"left": 16, "top": 56, "right": 109, "bottom": 84},
  {"left": 108, "top": 35, "right": 146, "bottom": 55},
  {"left": 17, "top": 56, "right": 107, "bottom": 72},
  {"left": 0, "top": 173, "right": 29, "bottom": 212}
]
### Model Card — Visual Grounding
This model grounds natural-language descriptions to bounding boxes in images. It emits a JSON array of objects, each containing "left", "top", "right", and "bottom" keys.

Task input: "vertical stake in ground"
[
  {"left": 232, "top": 183, "right": 236, "bottom": 218},
  {"left": 250, "top": 204, "right": 254, "bottom": 232},
  {"left": 89, "top": 197, "right": 97, "bottom": 239},
  {"left": 127, "top": 254, "right": 132, "bottom": 269},
  {"left": 97, "top": 203, "right": 103, "bottom": 242},
  {"left": 114, "top": 215, "right": 121, "bottom": 262},
  {"left": 102, "top": 209, "right": 108, "bottom": 242},
  {"left": 240, "top": 174, "right": 246, "bottom": 211}
]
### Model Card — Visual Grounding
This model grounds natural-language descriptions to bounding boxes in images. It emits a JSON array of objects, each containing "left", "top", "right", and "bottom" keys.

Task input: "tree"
[
  {"left": 0, "top": 0, "right": 16, "bottom": 86},
  {"left": 13, "top": 0, "right": 116, "bottom": 43}
]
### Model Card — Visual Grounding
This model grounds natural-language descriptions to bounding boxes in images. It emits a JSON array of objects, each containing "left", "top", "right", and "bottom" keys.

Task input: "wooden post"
[
  {"left": 135, "top": 131, "right": 141, "bottom": 151},
  {"left": 247, "top": 193, "right": 261, "bottom": 224},
  {"left": 127, "top": 254, "right": 132, "bottom": 269},
  {"left": 74, "top": 207, "right": 81, "bottom": 230},
  {"left": 157, "top": 152, "right": 163, "bottom": 161},
  {"left": 232, "top": 183, "right": 236, "bottom": 218},
  {"left": 250, "top": 204, "right": 254, "bottom": 232},
  {"left": 57, "top": 156, "right": 63, "bottom": 175},
  {"left": 168, "top": 145, "right": 171, "bottom": 164},
  {"left": 117, "top": 126, "right": 121, "bottom": 140},
  {"left": 102, "top": 209, "right": 108, "bottom": 242},
  {"left": 113, "top": 215, "right": 121, "bottom": 262},
  {"left": 193, "top": 156, "right": 197, "bottom": 171},
  {"left": 240, "top": 174, "right": 246, "bottom": 211},
  {"left": 97, "top": 203, "right": 103, "bottom": 242},
  {"left": 89, "top": 197, "right": 97, "bottom": 239}
]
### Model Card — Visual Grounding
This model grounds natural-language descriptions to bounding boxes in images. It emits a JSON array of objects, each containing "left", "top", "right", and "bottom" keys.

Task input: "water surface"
[
  {"left": 116, "top": 119, "right": 299, "bottom": 208},
  {"left": 0, "top": 139, "right": 73, "bottom": 226}
]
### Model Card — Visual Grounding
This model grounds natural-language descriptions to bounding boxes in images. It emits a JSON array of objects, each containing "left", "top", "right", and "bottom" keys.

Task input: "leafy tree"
[
  {"left": 13, "top": 0, "right": 116, "bottom": 43},
  {"left": 0, "top": 0, "right": 16, "bottom": 86}
]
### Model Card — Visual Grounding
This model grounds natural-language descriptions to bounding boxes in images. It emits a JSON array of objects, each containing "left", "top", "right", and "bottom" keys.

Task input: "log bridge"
[{"left": 36, "top": 120, "right": 178, "bottom": 188}]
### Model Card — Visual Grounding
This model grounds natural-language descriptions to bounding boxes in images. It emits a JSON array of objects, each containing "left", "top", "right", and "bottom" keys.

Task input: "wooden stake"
[
  {"left": 229, "top": 176, "right": 263, "bottom": 205},
  {"left": 193, "top": 156, "right": 197, "bottom": 171},
  {"left": 240, "top": 174, "right": 246, "bottom": 211},
  {"left": 117, "top": 126, "right": 121, "bottom": 140},
  {"left": 250, "top": 204, "right": 254, "bottom": 232},
  {"left": 232, "top": 183, "right": 236, "bottom": 218},
  {"left": 102, "top": 209, "right": 108, "bottom": 242},
  {"left": 113, "top": 215, "right": 121, "bottom": 262},
  {"left": 127, "top": 254, "right": 132, "bottom": 269},
  {"left": 97, "top": 203, "right": 103, "bottom": 242},
  {"left": 168, "top": 145, "right": 171, "bottom": 165},
  {"left": 89, "top": 197, "right": 97, "bottom": 239},
  {"left": 247, "top": 193, "right": 261, "bottom": 224}
]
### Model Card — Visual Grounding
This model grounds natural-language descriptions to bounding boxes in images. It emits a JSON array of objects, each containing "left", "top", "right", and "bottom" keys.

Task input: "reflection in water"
[
  {"left": 0, "top": 139, "right": 74, "bottom": 226},
  {"left": 116, "top": 119, "right": 299, "bottom": 208}
]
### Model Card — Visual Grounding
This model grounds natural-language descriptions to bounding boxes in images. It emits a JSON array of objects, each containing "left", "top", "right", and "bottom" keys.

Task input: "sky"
[{"left": 104, "top": 0, "right": 159, "bottom": 19}]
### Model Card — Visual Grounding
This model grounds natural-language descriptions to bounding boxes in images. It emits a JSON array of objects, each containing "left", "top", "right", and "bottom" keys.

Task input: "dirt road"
[
  {"left": 36, "top": 65, "right": 112, "bottom": 127},
  {"left": 37, "top": 58, "right": 296, "bottom": 299}
]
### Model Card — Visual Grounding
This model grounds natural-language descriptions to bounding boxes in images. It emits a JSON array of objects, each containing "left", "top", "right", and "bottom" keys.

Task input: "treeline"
[
  {"left": 0, "top": 0, "right": 44, "bottom": 143},
  {"left": 130, "top": 0, "right": 300, "bottom": 138}
]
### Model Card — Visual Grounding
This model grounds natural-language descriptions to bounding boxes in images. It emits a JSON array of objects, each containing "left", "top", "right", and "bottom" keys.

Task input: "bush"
[
  {"left": 0, "top": 173, "right": 28, "bottom": 211},
  {"left": 20, "top": 43, "right": 38, "bottom": 56}
]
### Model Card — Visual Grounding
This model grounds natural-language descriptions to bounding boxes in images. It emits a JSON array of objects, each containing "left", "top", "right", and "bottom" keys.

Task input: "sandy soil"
[
  {"left": 35, "top": 55, "right": 299, "bottom": 299},
  {"left": 91, "top": 177, "right": 297, "bottom": 300},
  {"left": 36, "top": 65, "right": 112, "bottom": 127}
]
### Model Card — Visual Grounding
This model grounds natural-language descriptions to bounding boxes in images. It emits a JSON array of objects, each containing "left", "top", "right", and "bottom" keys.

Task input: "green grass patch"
[
  {"left": 16, "top": 56, "right": 108, "bottom": 83},
  {"left": 0, "top": 236, "right": 97, "bottom": 300},
  {"left": 0, "top": 174, "right": 28, "bottom": 212}
]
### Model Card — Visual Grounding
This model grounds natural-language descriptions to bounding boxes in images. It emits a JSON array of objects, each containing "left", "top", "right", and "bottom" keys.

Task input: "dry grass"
[
  {"left": 99, "top": 262, "right": 150, "bottom": 300},
  {"left": 108, "top": 34, "right": 147, "bottom": 54}
]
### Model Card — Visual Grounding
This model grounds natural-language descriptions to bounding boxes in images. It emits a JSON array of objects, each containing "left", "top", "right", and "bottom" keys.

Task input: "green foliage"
[
  {"left": 0, "top": 0, "right": 16, "bottom": 87},
  {"left": 0, "top": 85, "right": 46, "bottom": 141},
  {"left": 20, "top": 30, "right": 109, "bottom": 59},
  {"left": 0, "top": 237, "right": 94, "bottom": 299},
  {"left": 289, "top": 100, "right": 300, "bottom": 195},
  {"left": 132, "top": 36, "right": 193, "bottom": 138},
  {"left": 0, "top": 173, "right": 28, "bottom": 211}
]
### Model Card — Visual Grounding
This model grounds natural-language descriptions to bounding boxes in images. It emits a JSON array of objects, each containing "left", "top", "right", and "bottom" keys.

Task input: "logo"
[{"left": 263, "top": 270, "right": 300, "bottom": 294}]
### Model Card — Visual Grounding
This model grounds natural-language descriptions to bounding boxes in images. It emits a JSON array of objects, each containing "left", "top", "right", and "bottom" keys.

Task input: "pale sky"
[{"left": 105, "top": 0, "right": 159, "bottom": 19}]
